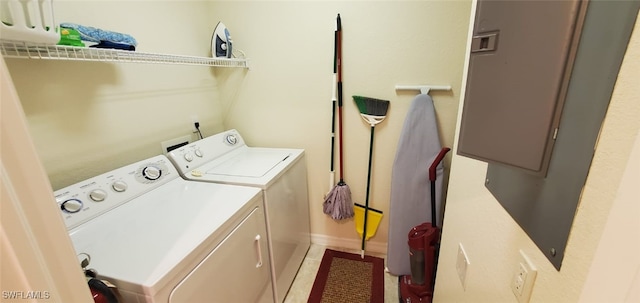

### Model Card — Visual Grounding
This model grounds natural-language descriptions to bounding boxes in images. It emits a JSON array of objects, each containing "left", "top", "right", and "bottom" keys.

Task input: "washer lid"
[
  {"left": 68, "top": 178, "right": 261, "bottom": 294},
  {"left": 205, "top": 149, "right": 291, "bottom": 178}
]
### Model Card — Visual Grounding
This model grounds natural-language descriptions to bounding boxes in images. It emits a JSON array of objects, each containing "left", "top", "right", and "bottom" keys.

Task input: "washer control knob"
[
  {"left": 194, "top": 149, "right": 203, "bottom": 158},
  {"left": 112, "top": 181, "right": 128, "bottom": 192},
  {"left": 184, "top": 153, "right": 194, "bottom": 162},
  {"left": 225, "top": 134, "right": 238, "bottom": 146},
  {"left": 89, "top": 189, "right": 107, "bottom": 202},
  {"left": 61, "top": 199, "right": 83, "bottom": 213},
  {"left": 142, "top": 166, "right": 162, "bottom": 180}
]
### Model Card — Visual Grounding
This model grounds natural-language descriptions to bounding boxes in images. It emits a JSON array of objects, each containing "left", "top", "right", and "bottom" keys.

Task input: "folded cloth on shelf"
[
  {"left": 90, "top": 41, "right": 135, "bottom": 51},
  {"left": 60, "top": 23, "right": 137, "bottom": 46}
]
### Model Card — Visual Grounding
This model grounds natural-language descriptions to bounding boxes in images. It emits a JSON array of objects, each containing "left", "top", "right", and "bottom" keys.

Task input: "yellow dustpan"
[{"left": 354, "top": 203, "right": 383, "bottom": 240}]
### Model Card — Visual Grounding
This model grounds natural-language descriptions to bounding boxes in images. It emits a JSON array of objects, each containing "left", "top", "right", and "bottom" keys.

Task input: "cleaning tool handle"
[
  {"left": 336, "top": 13, "right": 345, "bottom": 183},
  {"left": 364, "top": 126, "right": 375, "bottom": 209},
  {"left": 336, "top": 14, "right": 342, "bottom": 83},
  {"left": 329, "top": 96, "right": 336, "bottom": 191},
  {"left": 329, "top": 30, "right": 338, "bottom": 191},
  {"left": 330, "top": 78, "right": 337, "bottom": 172},
  {"left": 333, "top": 31, "right": 338, "bottom": 74},
  {"left": 337, "top": 86, "right": 344, "bottom": 183},
  {"left": 429, "top": 147, "right": 451, "bottom": 181},
  {"left": 430, "top": 180, "right": 438, "bottom": 227},
  {"left": 361, "top": 125, "right": 375, "bottom": 253},
  {"left": 429, "top": 147, "right": 450, "bottom": 227}
]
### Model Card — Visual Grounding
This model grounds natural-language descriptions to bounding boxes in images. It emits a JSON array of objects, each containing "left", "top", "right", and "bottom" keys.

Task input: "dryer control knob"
[
  {"left": 112, "top": 181, "right": 128, "bottom": 192},
  {"left": 184, "top": 153, "right": 194, "bottom": 162},
  {"left": 89, "top": 189, "right": 107, "bottom": 202},
  {"left": 225, "top": 134, "right": 238, "bottom": 145},
  {"left": 142, "top": 166, "right": 162, "bottom": 180},
  {"left": 194, "top": 149, "right": 203, "bottom": 158},
  {"left": 61, "top": 199, "right": 83, "bottom": 213}
]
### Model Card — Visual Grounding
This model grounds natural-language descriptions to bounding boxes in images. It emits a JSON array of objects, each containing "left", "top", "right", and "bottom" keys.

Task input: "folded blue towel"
[{"left": 60, "top": 23, "right": 137, "bottom": 46}]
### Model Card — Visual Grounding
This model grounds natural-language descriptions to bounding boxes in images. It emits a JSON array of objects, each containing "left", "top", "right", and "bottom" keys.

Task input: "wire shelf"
[{"left": 0, "top": 40, "right": 249, "bottom": 68}]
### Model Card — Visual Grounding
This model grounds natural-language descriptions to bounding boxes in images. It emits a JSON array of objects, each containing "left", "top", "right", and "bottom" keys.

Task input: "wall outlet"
[
  {"left": 456, "top": 243, "right": 470, "bottom": 290},
  {"left": 511, "top": 250, "right": 537, "bottom": 303},
  {"left": 191, "top": 115, "right": 199, "bottom": 133}
]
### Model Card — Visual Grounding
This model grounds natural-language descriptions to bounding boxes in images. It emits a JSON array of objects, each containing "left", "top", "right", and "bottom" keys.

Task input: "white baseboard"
[{"left": 310, "top": 233, "right": 388, "bottom": 256}]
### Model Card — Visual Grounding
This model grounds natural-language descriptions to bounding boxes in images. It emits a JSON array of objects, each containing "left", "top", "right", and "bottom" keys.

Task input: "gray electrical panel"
[
  {"left": 458, "top": 0, "right": 640, "bottom": 270},
  {"left": 458, "top": 0, "right": 584, "bottom": 175}
]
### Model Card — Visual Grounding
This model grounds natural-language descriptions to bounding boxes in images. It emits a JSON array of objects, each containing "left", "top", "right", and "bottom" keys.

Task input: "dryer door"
[{"left": 169, "top": 206, "right": 273, "bottom": 303}]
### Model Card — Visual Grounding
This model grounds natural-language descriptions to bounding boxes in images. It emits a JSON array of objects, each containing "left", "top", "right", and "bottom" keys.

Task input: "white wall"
[
  {"left": 434, "top": 10, "right": 640, "bottom": 303},
  {"left": 5, "top": 1, "right": 235, "bottom": 189},
  {"left": 210, "top": 1, "right": 472, "bottom": 252}
]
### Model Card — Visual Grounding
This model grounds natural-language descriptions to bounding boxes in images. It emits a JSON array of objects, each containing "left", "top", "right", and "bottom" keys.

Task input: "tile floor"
[{"left": 284, "top": 244, "right": 399, "bottom": 303}]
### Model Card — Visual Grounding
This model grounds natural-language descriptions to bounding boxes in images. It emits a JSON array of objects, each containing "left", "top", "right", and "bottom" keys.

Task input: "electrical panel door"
[{"left": 458, "top": 0, "right": 584, "bottom": 175}]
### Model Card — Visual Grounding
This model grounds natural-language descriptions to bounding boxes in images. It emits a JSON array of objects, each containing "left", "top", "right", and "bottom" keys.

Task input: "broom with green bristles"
[{"left": 353, "top": 95, "right": 390, "bottom": 258}]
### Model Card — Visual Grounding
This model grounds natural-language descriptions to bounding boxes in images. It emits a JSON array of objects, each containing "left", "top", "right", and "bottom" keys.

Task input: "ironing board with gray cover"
[{"left": 386, "top": 94, "right": 444, "bottom": 276}]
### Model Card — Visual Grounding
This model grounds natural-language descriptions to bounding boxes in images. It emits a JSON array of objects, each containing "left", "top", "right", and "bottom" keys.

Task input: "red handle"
[{"left": 429, "top": 148, "right": 451, "bottom": 181}]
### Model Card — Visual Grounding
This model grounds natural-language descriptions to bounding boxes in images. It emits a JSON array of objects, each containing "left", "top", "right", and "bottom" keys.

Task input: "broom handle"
[{"left": 361, "top": 125, "right": 375, "bottom": 252}]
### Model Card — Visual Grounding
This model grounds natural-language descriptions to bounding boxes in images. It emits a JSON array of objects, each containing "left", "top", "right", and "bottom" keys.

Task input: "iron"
[{"left": 212, "top": 22, "right": 233, "bottom": 58}]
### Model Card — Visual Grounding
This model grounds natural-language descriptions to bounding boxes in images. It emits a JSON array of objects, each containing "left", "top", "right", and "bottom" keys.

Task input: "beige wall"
[
  {"left": 5, "top": 1, "right": 233, "bottom": 190},
  {"left": 211, "top": 1, "right": 472, "bottom": 251},
  {"left": 434, "top": 9, "right": 640, "bottom": 303},
  {"left": 6, "top": 2, "right": 472, "bottom": 251}
]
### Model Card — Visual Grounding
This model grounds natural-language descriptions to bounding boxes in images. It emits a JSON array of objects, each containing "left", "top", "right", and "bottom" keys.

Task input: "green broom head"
[{"left": 353, "top": 95, "right": 390, "bottom": 126}]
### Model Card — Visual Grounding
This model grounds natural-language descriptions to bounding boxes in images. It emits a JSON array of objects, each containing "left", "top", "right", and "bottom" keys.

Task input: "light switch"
[{"left": 456, "top": 243, "right": 470, "bottom": 290}]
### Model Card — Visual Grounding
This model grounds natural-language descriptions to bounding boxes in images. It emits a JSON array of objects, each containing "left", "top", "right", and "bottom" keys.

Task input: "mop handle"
[
  {"left": 337, "top": 14, "right": 345, "bottom": 183},
  {"left": 330, "top": 31, "right": 337, "bottom": 173}
]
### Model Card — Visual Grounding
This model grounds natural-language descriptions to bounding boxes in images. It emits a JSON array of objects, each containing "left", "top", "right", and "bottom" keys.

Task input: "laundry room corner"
[{"left": 210, "top": 1, "right": 472, "bottom": 253}]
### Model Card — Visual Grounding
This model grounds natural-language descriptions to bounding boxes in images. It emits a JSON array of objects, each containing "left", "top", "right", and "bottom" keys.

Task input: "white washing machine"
[
  {"left": 54, "top": 155, "right": 273, "bottom": 303},
  {"left": 167, "top": 129, "right": 311, "bottom": 303}
]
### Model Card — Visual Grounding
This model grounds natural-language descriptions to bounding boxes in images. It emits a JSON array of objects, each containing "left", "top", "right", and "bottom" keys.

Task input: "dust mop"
[
  {"left": 323, "top": 14, "right": 354, "bottom": 221},
  {"left": 353, "top": 95, "right": 389, "bottom": 258}
]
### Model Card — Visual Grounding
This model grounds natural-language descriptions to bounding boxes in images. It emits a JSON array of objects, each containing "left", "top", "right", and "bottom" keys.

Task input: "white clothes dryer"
[
  {"left": 54, "top": 155, "right": 273, "bottom": 303},
  {"left": 167, "top": 129, "right": 311, "bottom": 303}
]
